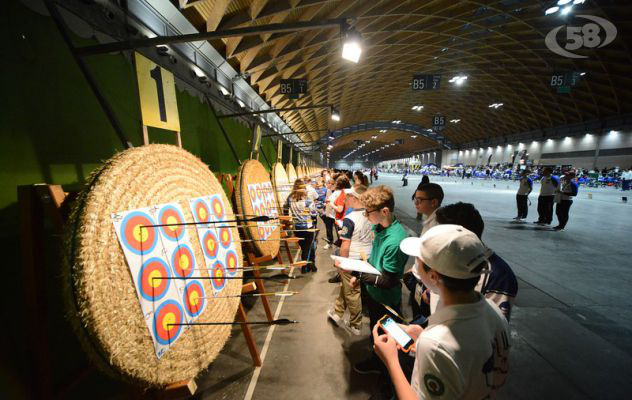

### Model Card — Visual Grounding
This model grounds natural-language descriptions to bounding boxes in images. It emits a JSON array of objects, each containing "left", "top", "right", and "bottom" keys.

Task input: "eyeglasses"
[
  {"left": 413, "top": 197, "right": 432, "bottom": 205},
  {"left": 363, "top": 209, "right": 379, "bottom": 217}
]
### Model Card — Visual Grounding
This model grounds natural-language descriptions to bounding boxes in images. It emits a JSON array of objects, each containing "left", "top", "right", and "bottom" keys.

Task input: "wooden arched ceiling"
[{"left": 178, "top": 0, "right": 632, "bottom": 159}]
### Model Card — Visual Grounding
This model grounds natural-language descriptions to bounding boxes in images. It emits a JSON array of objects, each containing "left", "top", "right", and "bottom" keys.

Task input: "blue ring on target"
[
  {"left": 183, "top": 281, "right": 206, "bottom": 318},
  {"left": 120, "top": 211, "right": 158, "bottom": 255},
  {"left": 158, "top": 205, "right": 186, "bottom": 242},
  {"left": 152, "top": 300, "right": 184, "bottom": 345},
  {"left": 138, "top": 257, "right": 171, "bottom": 302}
]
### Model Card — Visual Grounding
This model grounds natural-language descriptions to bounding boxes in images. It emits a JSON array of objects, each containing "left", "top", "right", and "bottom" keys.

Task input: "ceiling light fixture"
[
  {"left": 411, "top": 105, "right": 424, "bottom": 111},
  {"left": 488, "top": 102, "right": 504, "bottom": 109},
  {"left": 450, "top": 119, "right": 461, "bottom": 123},
  {"left": 449, "top": 75, "right": 468, "bottom": 85},
  {"left": 331, "top": 107, "right": 341, "bottom": 121},
  {"left": 341, "top": 26, "right": 362, "bottom": 63},
  {"left": 560, "top": 5, "right": 573, "bottom": 14}
]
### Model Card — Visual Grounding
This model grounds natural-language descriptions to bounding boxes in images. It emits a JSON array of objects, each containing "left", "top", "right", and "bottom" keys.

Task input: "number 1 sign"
[{"left": 135, "top": 53, "right": 181, "bottom": 139}]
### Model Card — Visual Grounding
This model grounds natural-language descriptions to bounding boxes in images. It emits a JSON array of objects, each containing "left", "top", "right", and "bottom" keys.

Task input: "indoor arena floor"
[{"left": 197, "top": 174, "right": 632, "bottom": 400}]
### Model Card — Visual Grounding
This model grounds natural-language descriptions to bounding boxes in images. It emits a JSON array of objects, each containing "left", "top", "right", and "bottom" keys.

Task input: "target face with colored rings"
[
  {"left": 219, "top": 227, "right": 232, "bottom": 248},
  {"left": 211, "top": 261, "right": 226, "bottom": 291},
  {"left": 202, "top": 231, "right": 219, "bottom": 259},
  {"left": 193, "top": 199, "right": 210, "bottom": 223},
  {"left": 225, "top": 250, "right": 238, "bottom": 275},
  {"left": 120, "top": 211, "right": 158, "bottom": 255},
  {"left": 249, "top": 187, "right": 256, "bottom": 200},
  {"left": 158, "top": 205, "right": 185, "bottom": 241},
  {"left": 183, "top": 281, "right": 205, "bottom": 317},
  {"left": 257, "top": 227, "right": 265, "bottom": 238},
  {"left": 138, "top": 257, "right": 171, "bottom": 301},
  {"left": 171, "top": 244, "right": 195, "bottom": 278},
  {"left": 153, "top": 300, "right": 184, "bottom": 345},
  {"left": 211, "top": 197, "right": 225, "bottom": 219}
]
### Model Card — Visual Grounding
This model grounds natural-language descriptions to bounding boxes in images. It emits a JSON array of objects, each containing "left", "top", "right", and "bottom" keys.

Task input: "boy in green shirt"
[{"left": 350, "top": 185, "right": 409, "bottom": 374}]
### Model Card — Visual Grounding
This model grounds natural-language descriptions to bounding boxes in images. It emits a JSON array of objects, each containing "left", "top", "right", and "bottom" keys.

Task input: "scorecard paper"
[{"left": 330, "top": 255, "right": 382, "bottom": 275}]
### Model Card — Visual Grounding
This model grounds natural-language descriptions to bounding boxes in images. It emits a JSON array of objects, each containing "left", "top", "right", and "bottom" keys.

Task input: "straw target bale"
[
  {"left": 64, "top": 144, "right": 242, "bottom": 387},
  {"left": 286, "top": 163, "right": 297, "bottom": 183},
  {"left": 235, "top": 159, "right": 280, "bottom": 258},
  {"left": 271, "top": 162, "right": 290, "bottom": 211}
]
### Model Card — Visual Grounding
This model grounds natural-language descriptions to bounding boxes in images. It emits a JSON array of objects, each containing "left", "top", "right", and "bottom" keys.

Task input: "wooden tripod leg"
[
  {"left": 247, "top": 252, "right": 273, "bottom": 322},
  {"left": 236, "top": 301, "right": 262, "bottom": 367}
]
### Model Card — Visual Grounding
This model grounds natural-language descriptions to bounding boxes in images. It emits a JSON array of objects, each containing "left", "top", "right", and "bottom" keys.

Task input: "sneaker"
[
  {"left": 353, "top": 357, "right": 383, "bottom": 375},
  {"left": 513, "top": 217, "right": 521, "bottom": 220},
  {"left": 345, "top": 321, "right": 361, "bottom": 336},
  {"left": 328, "top": 274, "right": 341, "bottom": 283},
  {"left": 533, "top": 221, "right": 543, "bottom": 225},
  {"left": 311, "top": 265, "right": 318, "bottom": 272},
  {"left": 327, "top": 309, "right": 342, "bottom": 326},
  {"left": 324, "top": 243, "right": 331, "bottom": 250},
  {"left": 553, "top": 226, "right": 565, "bottom": 231}
]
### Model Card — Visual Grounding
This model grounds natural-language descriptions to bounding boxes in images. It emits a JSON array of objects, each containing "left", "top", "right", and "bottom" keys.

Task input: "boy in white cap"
[{"left": 373, "top": 225, "right": 510, "bottom": 399}]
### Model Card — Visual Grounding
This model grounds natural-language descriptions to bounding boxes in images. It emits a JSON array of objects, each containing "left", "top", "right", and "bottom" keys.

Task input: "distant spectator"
[
  {"left": 553, "top": 172, "right": 579, "bottom": 231},
  {"left": 515, "top": 169, "right": 533, "bottom": 221},
  {"left": 534, "top": 167, "right": 558, "bottom": 226}
]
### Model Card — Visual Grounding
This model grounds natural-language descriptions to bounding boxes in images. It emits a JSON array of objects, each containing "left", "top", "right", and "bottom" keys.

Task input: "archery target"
[
  {"left": 158, "top": 205, "right": 185, "bottom": 241},
  {"left": 171, "top": 244, "right": 195, "bottom": 278},
  {"left": 183, "top": 281, "right": 205, "bottom": 318},
  {"left": 225, "top": 250, "right": 238, "bottom": 275},
  {"left": 193, "top": 199, "right": 210, "bottom": 223},
  {"left": 249, "top": 186, "right": 256, "bottom": 200},
  {"left": 211, "top": 197, "right": 225, "bottom": 219},
  {"left": 211, "top": 261, "right": 226, "bottom": 291},
  {"left": 120, "top": 211, "right": 158, "bottom": 255},
  {"left": 138, "top": 257, "right": 171, "bottom": 302},
  {"left": 202, "top": 230, "right": 219, "bottom": 259},
  {"left": 219, "top": 227, "right": 232, "bottom": 249},
  {"left": 153, "top": 300, "right": 184, "bottom": 345}
]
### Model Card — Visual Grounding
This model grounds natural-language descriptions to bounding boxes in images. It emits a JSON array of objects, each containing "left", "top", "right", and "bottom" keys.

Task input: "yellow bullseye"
[
  {"left": 133, "top": 224, "right": 149, "bottom": 243},
  {"left": 166, "top": 215, "right": 179, "bottom": 232},
  {"left": 207, "top": 239, "right": 215, "bottom": 252},
  {"left": 148, "top": 269, "right": 162, "bottom": 287},
  {"left": 199, "top": 207, "right": 207, "bottom": 220},
  {"left": 179, "top": 253, "right": 190, "bottom": 270},
  {"left": 162, "top": 312, "right": 176, "bottom": 331},
  {"left": 189, "top": 291, "right": 200, "bottom": 306}
]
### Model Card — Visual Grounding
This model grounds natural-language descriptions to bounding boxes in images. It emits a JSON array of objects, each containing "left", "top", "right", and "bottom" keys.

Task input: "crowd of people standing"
[{"left": 282, "top": 168, "right": 517, "bottom": 399}]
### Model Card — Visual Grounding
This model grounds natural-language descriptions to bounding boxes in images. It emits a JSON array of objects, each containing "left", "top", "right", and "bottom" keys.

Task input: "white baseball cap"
[{"left": 400, "top": 224, "right": 492, "bottom": 279}]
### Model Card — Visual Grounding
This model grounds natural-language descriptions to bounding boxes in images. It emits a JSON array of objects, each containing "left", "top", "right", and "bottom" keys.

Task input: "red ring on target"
[
  {"left": 225, "top": 250, "right": 238, "bottom": 275},
  {"left": 211, "top": 261, "right": 226, "bottom": 291},
  {"left": 202, "top": 231, "right": 219, "bottom": 259},
  {"left": 138, "top": 257, "right": 170, "bottom": 301},
  {"left": 158, "top": 205, "right": 185, "bottom": 241},
  {"left": 219, "top": 227, "right": 232, "bottom": 249},
  {"left": 171, "top": 244, "right": 195, "bottom": 278},
  {"left": 183, "top": 281, "right": 205, "bottom": 317},
  {"left": 152, "top": 300, "right": 183, "bottom": 345},
  {"left": 193, "top": 199, "right": 210, "bottom": 223},
  {"left": 211, "top": 197, "right": 225, "bottom": 219}
]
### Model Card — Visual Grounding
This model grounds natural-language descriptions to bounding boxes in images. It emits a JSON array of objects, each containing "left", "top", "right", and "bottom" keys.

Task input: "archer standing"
[{"left": 514, "top": 169, "right": 532, "bottom": 221}]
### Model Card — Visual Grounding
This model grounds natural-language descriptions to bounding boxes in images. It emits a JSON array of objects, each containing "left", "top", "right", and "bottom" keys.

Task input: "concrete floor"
[{"left": 196, "top": 174, "right": 632, "bottom": 400}]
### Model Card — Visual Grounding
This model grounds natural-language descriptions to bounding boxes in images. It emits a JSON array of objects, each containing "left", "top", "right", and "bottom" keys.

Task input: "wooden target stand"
[{"left": 216, "top": 173, "right": 299, "bottom": 362}]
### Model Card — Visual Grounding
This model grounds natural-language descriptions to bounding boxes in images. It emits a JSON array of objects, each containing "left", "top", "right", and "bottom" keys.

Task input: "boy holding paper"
[
  {"left": 328, "top": 184, "right": 374, "bottom": 335},
  {"left": 351, "top": 185, "right": 409, "bottom": 375}
]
